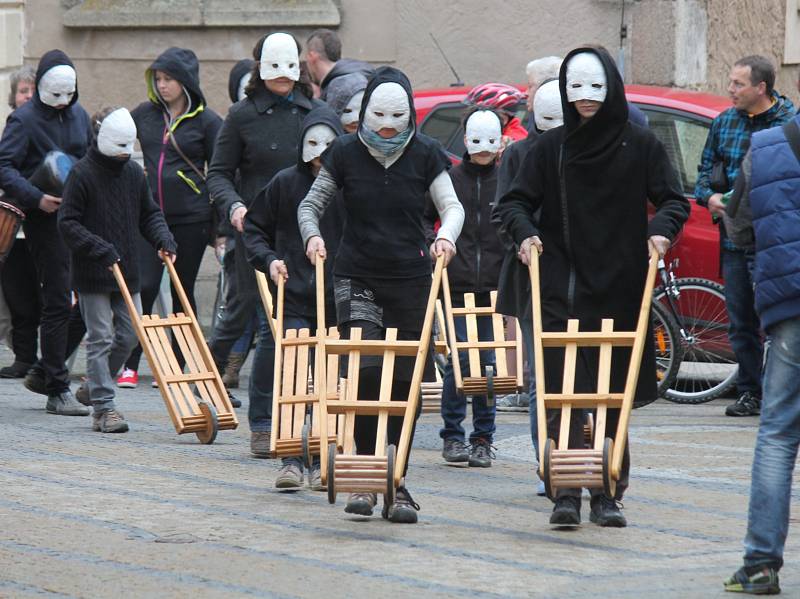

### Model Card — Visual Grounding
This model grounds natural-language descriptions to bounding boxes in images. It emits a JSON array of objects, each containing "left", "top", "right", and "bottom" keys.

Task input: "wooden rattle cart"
[
  {"left": 257, "top": 258, "right": 342, "bottom": 466},
  {"left": 112, "top": 257, "right": 238, "bottom": 444},
  {"left": 440, "top": 268, "right": 524, "bottom": 407},
  {"left": 319, "top": 256, "right": 445, "bottom": 506},
  {"left": 528, "top": 249, "right": 658, "bottom": 499}
]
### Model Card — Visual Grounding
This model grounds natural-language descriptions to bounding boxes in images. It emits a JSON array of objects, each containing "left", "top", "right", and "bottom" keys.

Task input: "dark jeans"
[
  {"left": 126, "top": 221, "right": 209, "bottom": 372},
  {"left": 24, "top": 216, "right": 71, "bottom": 394},
  {"left": 249, "top": 302, "right": 276, "bottom": 432},
  {"left": 2, "top": 238, "right": 40, "bottom": 364},
  {"left": 722, "top": 247, "right": 763, "bottom": 395},
  {"left": 439, "top": 311, "right": 497, "bottom": 443}
]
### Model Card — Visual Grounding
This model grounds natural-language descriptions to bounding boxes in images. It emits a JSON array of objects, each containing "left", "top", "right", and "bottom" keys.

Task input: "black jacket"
[
  {"left": 0, "top": 49, "right": 92, "bottom": 215},
  {"left": 243, "top": 106, "right": 344, "bottom": 322},
  {"left": 496, "top": 47, "right": 690, "bottom": 408},
  {"left": 58, "top": 146, "right": 176, "bottom": 294},
  {"left": 320, "top": 59, "right": 374, "bottom": 100},
  {"left": 425, "top": 153, "right": 503, "bottom": 295},
  {"left": 131, "top": 47, "right": 222, "bottom": 226}
]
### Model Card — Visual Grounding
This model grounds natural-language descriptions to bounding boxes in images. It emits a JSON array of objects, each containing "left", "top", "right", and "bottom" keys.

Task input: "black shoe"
[
  {"left": 549, "top": 496, "right": 581, "bottom": 526},
  {"left": 442, "top": 438, "right": 469, "bottom": 463},
  {"left": 227, "top": 389, "right": 242, "bottom": 409},
  {"left": 383, "top": 486, "right": 420, "bottom": 524},
  {"left": 468, "top": 438, "right": 495, "bottom": 468},
  {"left": 589, "top": 495, "right": 627, "bottom": 527},
  {"left": 726, "top": 392, "right": 761, "bottom": 417},
  {"left": 0, "top": 361, "right": 33, "bottom": 378},
  {"left": 24, "top": 366, "right": 47, "bottom": 396}
]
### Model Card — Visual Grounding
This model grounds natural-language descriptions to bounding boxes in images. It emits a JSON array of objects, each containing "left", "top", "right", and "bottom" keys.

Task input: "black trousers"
[
  {"left": 23, "top": 216, "right": 71, "bottom": 394},
  {"left": 126, "top": 221, "right": 209, "bottom": 371},
  {"left": 2, "top": 238, "right": 41, "bottom": 365}
]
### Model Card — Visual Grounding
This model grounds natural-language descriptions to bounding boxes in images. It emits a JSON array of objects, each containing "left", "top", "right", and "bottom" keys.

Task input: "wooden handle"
[
  {"left": 254, "top": 270, "right": 278, "bottom": 340},
  {"left": 268, "top": 272, "right": 285, "bottom": 455},
  {"left": 315, "top": 252, "right": 325, "bottom": 333},
  {"left": 527, "top": 249, "right": 548, "bottom": 472}
]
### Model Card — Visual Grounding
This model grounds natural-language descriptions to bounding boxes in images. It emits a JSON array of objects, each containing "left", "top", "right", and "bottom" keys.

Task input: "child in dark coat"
[{"left": 58, "top": 107, "right": 176, "bottom": 433}]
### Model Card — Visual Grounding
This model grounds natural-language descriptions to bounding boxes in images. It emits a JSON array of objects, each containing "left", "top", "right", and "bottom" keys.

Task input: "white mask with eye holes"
[
  {"left": 38, "top": 65, "right": 77, "bottom": 108},
  {"left": 363, "top": 82, "right": 410, "bottom": 134},
  {"left": 341, "top": 90, "right": 364, "bottom": 127},
  {"left": 302, "top": 124, "right": 337, "bottom": 163},
  {"left": 464, "top": 110, "right": 502, "bottom": 155},
  {"left": 259, "top": 33, "right": 300, "bottom": 82},
  {"left": 533, "top": 80, "right": 564, "bottom": 131},
  {"left": 97, "top": 108, "right": 137, "bottom": 157},
  {"left": 565, "top": 52, "right": 607, "bottom": 103},
  {"left": 237, "top": 72, "right": 251, "bottom": 102}
]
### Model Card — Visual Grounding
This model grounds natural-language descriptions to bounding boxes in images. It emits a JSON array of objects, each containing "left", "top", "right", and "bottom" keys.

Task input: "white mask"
[
  {"left": 534, "top": 80, "right": 564, "bottom": 131},
  {"left": 363, "top": 82, "right": 410, "bottom": 133},
  {"left": 565, "top": 52, "right": 607, "bottom": 103},
  {"left": 341, "top": 90, "right": 364, "bottom": 127},
  {"left": 38, "top": 65, "right": 76, "bottom": 107},
  {"left": 237, "top": 72, "right": 251, "bottom": 102},
  {"left": 97, "top": 108, "right": 137, "bottom": 157},
  {"left": 464, "top": 110, "right": 502, "bottom": 155},
  {"left": 259, "top": 33, "right": 300, "bottom": 82},
  {"left": 302, "top": 124, "right": 336, "bottom": 162}
]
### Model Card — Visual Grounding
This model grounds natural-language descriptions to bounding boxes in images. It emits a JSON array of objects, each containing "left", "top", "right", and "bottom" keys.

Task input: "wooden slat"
[
  {"left": 492, "top": 307, "right": 509, "bottom": 377},
  {"left": 326, "top": 401, "right": 408, "bottom": 416},
  {"left": 279, "top": 329, "right": 297, "bottom": 441},
  {"left": 323, "top": 339, "right": 421, "bottom": 356},
  {"left": 152, "top": 324, "right": 198, "bottom": 416},
  {"left": 450, "top": 306, "right": 496, "bottom": 316},
  {"left": 558, "top": 320, "right": 579, "bottom": 451},
  {"left": 594, "top": 319, "right": 614, "bottom": 450},
  {"left": 540, "top": 331, "right": 636, "bottom": 347},
  {"left": 177, "top": 321, "right": 218, "bottom": 410},
  {"left": 542, "top": 395, "right": 624, "bottom": 409},
  {"left": 144, "top": 324, "right": 191, "bottom": 422},
  {"left": 453, "top": 340, "right": 518, "bottom": 350},
  {"left": 464, "top": 293, "right": 481, "bottom": 377},
  {"left": 374, "top": 328, "right": 397, "bottom": 458},
  {"left": 292, "top": 329, "right": 311, "bottom": 441},
  {"left": 141, "top": 315, "right": 193, "bottom": 328}
]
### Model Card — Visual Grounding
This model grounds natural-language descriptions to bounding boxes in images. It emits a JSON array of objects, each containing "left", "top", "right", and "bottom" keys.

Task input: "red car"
[{"left": 413, "top": 84, "right": 731, "bottom": 283}]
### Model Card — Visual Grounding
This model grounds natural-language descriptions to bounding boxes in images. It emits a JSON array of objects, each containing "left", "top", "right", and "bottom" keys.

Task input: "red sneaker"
[{"left": 116, "top": 369, "right": 138, "bottom": 388}]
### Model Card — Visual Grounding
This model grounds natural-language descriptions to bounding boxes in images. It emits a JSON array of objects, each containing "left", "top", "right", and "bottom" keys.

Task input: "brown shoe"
[
  {"left": 250, "top": 431, "right": 270, "bottom": 458},
  {"left": 222, "top": 353, "right": 245, "bottom": 389},
  {"left": 92, "top": 410, "right": 129, "bottom": 433},
  {"left": 344, "top": 492, "right": 377, "bottom": 516}
]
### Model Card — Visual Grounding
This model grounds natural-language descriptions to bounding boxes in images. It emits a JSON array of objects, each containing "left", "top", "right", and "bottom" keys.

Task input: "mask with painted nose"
[
  {"left": 302, "top": 124, "right": 337, "bottom": 162},
  {"left": 259, "top": 33, "right": 300, "bottom": 82},
  {"left": 38, "top": 65, "right": 76, "bottom": 107},
  {"left": 534, "top": 80, "right": 564, "bottom": 131},
  {"left": 464, "top": 110, "right": 502, "bottom": 155},
  {"left": 565, "top": 52, "right": 607, "bottom": 103},
  {"left": 363, "top": 82, "right": 410, "bottom": 134}
]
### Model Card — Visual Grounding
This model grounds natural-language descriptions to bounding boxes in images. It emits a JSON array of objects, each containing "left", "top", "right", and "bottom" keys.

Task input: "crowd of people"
[{"left": 0, "top": 26, "right": 798, "bottom": 595}]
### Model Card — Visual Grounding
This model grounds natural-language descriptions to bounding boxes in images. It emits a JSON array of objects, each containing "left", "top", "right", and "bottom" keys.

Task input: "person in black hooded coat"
[
  {"left": 298, "top": 66, "right": 465, "bottom": 523},
  {"left": 120, "top": 47, "right": 222, "bottom": 383},
  {"left": 497, "top": 47, "right": 690, "bottom": 527},
  {"left": 0, "top": 49, "right": 93, "bottom": 415}
]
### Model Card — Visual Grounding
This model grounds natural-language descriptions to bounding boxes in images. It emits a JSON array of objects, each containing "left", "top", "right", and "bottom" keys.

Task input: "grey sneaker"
[
  {"left": 496, "top": 393, "right": 530, "bottom": 412},
  {"left": 275, "top": 463, "right": 303, "bottom": 489},
  {"left": 92, "top": 410, "right": 129, "bottom": 433},
  {"left": 383, "top": 486, "right": 420, "bottom": 524},
  {"left": 46, "top": 391, "right": 89, "bottom": 416},
  {"left": 442, "top": 438, "right": 469, "bottom": 463},
  {"left": 308, "top": 464, "right": 325, "bottom": 491},
  {"left": 250, "top": 432, "right": 271, "bottom": 458},
  {"left": 75, "top": 382, "right": 91, "bottom": 406},
  {"left": 345, "top": 492, "right": 377, "bottom": 516},
  {"left": 468, "top": 438, "right": 495, "bottom": 468}
]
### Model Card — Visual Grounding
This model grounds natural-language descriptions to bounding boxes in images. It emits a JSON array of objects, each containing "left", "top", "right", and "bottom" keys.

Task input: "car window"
[{"left": 636, "top": 106, "right": 711, "bottom": 196}]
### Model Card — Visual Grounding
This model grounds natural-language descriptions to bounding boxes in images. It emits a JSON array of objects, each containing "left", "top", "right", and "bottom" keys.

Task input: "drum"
[{"left": 0, "top": 201, "right": 25, "bottom": 264}]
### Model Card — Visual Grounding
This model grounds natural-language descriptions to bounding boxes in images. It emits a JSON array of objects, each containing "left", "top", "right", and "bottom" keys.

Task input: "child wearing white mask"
[
  {"left": 298, "top": 66, "right": 464, "bottom": 524},
  {"left": 58, "top": 107, "right": 176, "bottom": 433},
  {"left": 424, "top": 108, "right": 505, "bottom": 469}
]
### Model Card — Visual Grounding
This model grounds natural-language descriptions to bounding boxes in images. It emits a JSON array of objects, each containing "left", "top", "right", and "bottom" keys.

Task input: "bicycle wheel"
[
  {"left": 654, "top": 278, "right": 738, "bottom": 404},
  {"left": 651, "top": 300, "right": 682, "bottom": 397}
]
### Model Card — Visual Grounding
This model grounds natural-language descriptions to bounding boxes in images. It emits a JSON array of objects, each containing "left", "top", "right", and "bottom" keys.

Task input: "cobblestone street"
[{"left": 0, "top": 348, "right": 796, "bottom": 598}]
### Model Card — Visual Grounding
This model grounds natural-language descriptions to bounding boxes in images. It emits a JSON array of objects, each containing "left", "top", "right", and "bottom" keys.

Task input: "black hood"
[
  {"left": 358, "top": 66, "right": 416, "bottom": 132},
  {"left": 298, "top": 104, "right": 344, "bottom": 168},
  {"left": 146, "top": 47, "right": 206, "bottom": 109},
  {"left": 559, "top": 46, "right": 628, "bottom": 167},
  {"left": 228, "top": 59, "right": 255, "bottom": 104},
  {"left": 35, "top": 49, "right": 79, "bottom": 108},
  {"left": 320, "top": 58, "right": 374, "bottom": 94}
]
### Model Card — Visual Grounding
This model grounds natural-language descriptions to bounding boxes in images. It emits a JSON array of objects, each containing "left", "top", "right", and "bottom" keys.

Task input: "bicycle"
[{"left": 652, "top": 259, "right": 738, "bottom": 404}]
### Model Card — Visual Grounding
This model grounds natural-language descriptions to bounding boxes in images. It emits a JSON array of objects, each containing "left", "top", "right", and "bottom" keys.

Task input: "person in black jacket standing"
[
  {"left": 0, "top": 49, "right": 92, "bottom": 416},
  {"left": 118, "top": 47, "right": 222, "bottom": 388},
  {"left": 207, "top": 32, "right": 319, "bottom": 458},
  {"left": 497, "top": 47, "right": 690, "bottom": 528},
  {"left": 58, "top": 107, "right": 176, "bottom": 433},
  {"left": 243, "top": 104, "right": 344, "bottom": 490},
  {"left": 425, "top": 107, "right": 505, "bottom": 469}
]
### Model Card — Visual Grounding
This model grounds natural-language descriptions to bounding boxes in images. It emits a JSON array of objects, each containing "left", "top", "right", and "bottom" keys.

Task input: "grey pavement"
[{"left": 0, "top": 342, "right": 797, "bottom": 598}]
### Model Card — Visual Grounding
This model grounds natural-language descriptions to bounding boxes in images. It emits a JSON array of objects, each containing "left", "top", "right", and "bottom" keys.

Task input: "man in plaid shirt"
[{"left": 695, "top": 55, "right": 795, "bottom": 418}]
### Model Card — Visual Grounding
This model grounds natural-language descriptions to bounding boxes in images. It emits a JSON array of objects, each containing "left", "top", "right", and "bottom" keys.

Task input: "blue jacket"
[
  {"left": 749, "top": 115, "right": 800, "bottom": 331},
  {"left": 0, "top": 49, "right": 92, "bottom": 214}
]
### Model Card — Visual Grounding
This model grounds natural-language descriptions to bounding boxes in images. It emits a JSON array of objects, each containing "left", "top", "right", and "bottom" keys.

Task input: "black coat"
[
  {"left": 496, "top": 47, "right": 690, "bottom": 408},
  {"left": 0, "top": 49, "right": 92, "bottom": 215},
  {"left": 425, "top": 154, "right": 503, "bottom": 295},
  {"left": 58, "top": 147, "right": 176, "bottom": 293},
  {"left": 244, "top": 106, "right": 345, "bottom": 322},
  {"left": 131, "top": 47, "right": 222, "bottom": 226}
]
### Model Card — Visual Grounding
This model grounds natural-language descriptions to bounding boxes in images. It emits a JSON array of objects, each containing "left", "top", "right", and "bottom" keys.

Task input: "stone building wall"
[{"left": 0, "top": 1, "right": 24, "bottom": 124}]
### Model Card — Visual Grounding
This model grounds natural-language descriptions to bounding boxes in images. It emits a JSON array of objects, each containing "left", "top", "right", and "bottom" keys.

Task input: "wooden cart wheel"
[
  {"left": 301, "top": 422, "right": 311, "bottom": 469},
  {"left": 385, "top": 444, "right": 396, "bottom": 508},
  {"left": 196, "top": 402, "right": 218, "bottom": 445},
  {"left": 602, "top": 437, "right": 617, "bottom": 499},
  {"left": 543, "top": 438, "right": 555, "bottom": 500},
  {"left": 327, "top": 442, "right": 337, "bottom": 505}
]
